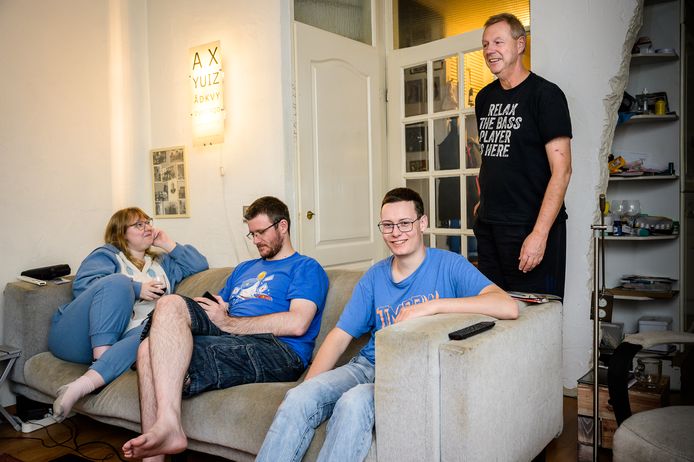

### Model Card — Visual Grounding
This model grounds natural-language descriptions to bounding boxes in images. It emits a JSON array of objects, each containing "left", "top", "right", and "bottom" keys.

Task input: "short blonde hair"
[{"left": 484, "top": 13, "right": 526, "bottom": 41}]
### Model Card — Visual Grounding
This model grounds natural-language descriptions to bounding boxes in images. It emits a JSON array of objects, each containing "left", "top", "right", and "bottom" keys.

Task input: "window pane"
[
  {"left": 405, "top": 122, "right": 428, "bottom": 172},
  {"left": 433, "top": 56, "right": 459, "bottom": 112},
  {"left": 404, "top": 65, "right": 427, "bottom": 117},
  {"left": 406, "top": 178, "right": 430, "bottom": 218},
  {"left": 465, "top": 175, "right": 480, "bottom": 229},
  {"left": 436, "top": 176, "right": 460, "bottom": 229},
  {"left": 395, "top": 0, "right": 529, "bottom": 49},
  {"left": 423, "top": 233, "right": 431, "bottom": 247},
  {"left": 464, "top": 116, "right": 481, "bottom": 169},
  {"left": 434, "top": 117, "right": 459, "bottom": 171},
  {"left": 467, "top": 236, "right": 479, "bottom": 265},
  {"left": 434, "top": 234, "right": 462, "bottom": 254},
  {"left": 295, "top": 0, "right": 372, "bottom": 45},
  {"left": 464, "top": 49, "right": 496, "bottom": 109}
]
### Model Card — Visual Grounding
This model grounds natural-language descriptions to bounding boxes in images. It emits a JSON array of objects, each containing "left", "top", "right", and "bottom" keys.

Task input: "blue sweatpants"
[{"left": 48, "top": 273, "right": 144, "bottom": 383}]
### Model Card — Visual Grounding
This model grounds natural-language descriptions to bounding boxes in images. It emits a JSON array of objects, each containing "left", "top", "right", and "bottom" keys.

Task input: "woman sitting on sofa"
[{"left": 48, "top": 207, "right": 208, "bottom": 421}]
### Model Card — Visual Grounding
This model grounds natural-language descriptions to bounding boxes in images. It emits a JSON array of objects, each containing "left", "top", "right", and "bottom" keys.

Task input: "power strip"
[{"left": 21, "top": 414, "right": 60, "bottom": 433}]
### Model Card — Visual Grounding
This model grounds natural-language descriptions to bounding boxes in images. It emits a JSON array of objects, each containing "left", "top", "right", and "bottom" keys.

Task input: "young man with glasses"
[
  {"left": 122, "top": 196, "right": 328, "bottom": 461},
  {"left": 257, "top": 187, "right": 517, "bottom": 462}
]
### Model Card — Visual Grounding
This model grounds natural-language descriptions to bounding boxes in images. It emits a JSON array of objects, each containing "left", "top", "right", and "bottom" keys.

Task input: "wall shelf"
[
  {"left": 630, "top": 52, "right": 678, "bottom": 65},
  {"left": 609, "top": 174, "right": 678, "bottom": 182},
  {"left": 605, "top": 287, "right": 679, "bottom": 301},
  {"left": 604, "top": 234, "right": 678, "bottom": 241},
  {"left": 620, "top": 113, "right": 679, "bottom": 125}
]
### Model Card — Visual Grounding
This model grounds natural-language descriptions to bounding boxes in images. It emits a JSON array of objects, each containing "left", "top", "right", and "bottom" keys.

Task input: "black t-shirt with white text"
[{"left": 475, "top": 72, "right": 572, "bottom": 225}]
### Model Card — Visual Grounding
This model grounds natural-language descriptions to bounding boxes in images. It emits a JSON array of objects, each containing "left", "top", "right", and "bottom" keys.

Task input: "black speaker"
[{"left": 21, "top": 264, "right": 71, "bottom": 281}]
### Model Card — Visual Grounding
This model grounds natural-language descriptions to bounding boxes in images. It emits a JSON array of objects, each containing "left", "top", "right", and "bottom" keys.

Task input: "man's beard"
[{"left": 258, "top": 235, "right": 283, "bottom": 259}]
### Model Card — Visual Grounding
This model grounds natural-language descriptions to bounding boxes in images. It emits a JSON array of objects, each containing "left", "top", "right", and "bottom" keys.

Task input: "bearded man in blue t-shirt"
[
  {"left": 123, "top": 196, "right": 328, "bottom": 460},
  {"left": 257, "top": 187, "right": 518, "bottom": 462}
]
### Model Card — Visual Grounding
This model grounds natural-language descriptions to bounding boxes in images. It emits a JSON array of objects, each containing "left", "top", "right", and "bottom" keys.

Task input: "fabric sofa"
[{"left": 3, "top": 267, "right": 563, "bottom": 461}]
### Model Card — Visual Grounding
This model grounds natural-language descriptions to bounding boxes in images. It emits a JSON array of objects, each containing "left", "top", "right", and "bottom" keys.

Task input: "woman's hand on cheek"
[{"left": 152, "top": 228, "right": 176, "bottom": 252}]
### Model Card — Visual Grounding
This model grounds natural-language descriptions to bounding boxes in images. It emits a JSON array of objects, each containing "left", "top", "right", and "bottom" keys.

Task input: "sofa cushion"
[{"left": 174, "top": 267, "right": 232, "bottom": 298}]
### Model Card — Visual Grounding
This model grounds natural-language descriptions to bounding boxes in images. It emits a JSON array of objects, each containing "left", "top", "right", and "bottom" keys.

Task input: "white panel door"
[{"left": 295, "top": 22, "right": 384, "bottom": 268}]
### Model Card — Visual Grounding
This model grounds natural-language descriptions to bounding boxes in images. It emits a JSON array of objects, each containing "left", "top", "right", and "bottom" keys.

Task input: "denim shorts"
[{"left": 142, "top": 296, "right": 305, "bottom": 398}]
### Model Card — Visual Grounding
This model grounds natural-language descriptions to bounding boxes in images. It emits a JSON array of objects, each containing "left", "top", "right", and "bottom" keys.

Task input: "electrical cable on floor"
[{"left": 0, "top": 415, "right": 127, "bottom": 462}]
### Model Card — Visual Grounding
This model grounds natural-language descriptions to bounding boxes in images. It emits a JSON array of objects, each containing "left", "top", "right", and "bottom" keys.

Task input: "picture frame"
[{"left": 151, "top": 146, "right": 189, "bottom": 218}]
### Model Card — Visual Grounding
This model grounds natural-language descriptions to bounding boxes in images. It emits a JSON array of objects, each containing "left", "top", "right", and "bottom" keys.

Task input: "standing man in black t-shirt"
[{"left": 473, "top": 12, "right": 572, "bottom": 297}]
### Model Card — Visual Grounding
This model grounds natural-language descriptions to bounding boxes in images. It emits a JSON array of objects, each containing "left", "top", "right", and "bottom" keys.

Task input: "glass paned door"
[{"left": 388, "top": 30, "right": 495, "bottom": 262}]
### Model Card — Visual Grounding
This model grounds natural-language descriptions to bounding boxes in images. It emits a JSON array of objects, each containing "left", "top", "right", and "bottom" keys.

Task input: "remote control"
[
  {"left": 448, "top": 321, "right": 495, "bottom": 340},
  {"left": 17, "top": 275, "right": 47, "bottom": 286}
]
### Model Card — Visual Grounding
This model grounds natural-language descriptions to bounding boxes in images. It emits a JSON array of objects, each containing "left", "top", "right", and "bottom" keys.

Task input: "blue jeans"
[
  {"left": 142, "top": 296, "right": 306, "bottom": 398},
  {"left": 48, "top": 274, "right": 143, "bottom": 383},
  {"left": 257, "top": 355, "right": 376, "bottom": 462}
]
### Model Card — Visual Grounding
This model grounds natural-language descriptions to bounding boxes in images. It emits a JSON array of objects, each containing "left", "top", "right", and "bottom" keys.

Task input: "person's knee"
[
  {"left": 153, "top": 294, "right": 188, "bottom": 318},
  {"left": 102, "top": 273, "right": 135, "bottom": 294},
  {"left": 281, "top": 380, "right": 325, "bottom": 417},
  {"left": 333, "top": 385, "right": 374, "bottom": 423}
]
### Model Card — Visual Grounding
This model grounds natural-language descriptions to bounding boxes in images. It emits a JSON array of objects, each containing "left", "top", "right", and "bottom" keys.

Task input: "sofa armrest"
[
  {"left": 374, "top": 302, "right": 563, "bottom": 462},
  {"left": 3, "top": 280, "right": 73, "bottom": 384},
  {"left": 374, "top": 311, "right": 496, "bottom": 461}
]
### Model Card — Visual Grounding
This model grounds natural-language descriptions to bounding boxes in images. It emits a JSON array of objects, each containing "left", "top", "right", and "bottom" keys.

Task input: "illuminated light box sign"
[{"left": 190, "top": 41, "right": 225, "bottom": 146}]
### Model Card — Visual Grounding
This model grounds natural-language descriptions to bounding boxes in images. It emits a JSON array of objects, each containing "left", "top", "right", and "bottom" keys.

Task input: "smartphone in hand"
[{"left": 202, "top": 291, "right": 218, "bottom": 303}]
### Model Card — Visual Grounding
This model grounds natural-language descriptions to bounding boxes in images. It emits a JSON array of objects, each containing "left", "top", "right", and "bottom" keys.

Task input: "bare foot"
[{"left": 122, "top": 422, "right": 187, "bottom": 459}]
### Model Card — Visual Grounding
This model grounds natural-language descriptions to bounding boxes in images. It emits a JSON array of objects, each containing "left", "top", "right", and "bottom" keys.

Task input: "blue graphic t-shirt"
[
  {"left": 336, "top": 248, "right": 492, "bottom": 364},
  {"left": 218, "top": 252, "right": 328, "bottom": 367}
]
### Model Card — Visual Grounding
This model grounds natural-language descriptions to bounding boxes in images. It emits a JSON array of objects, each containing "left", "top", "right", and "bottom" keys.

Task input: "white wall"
[
  {"left": 532, "top": 0, "right": 641, "bottom": 391},
  {"left": 0, "top": 0, "right": 293, "bottom": 406},
  {"left": 143, "top": 0, "right": 295, "bottom": 268},
  {"left": 0, "top": 0, "right": 114, "bottom": 404}
]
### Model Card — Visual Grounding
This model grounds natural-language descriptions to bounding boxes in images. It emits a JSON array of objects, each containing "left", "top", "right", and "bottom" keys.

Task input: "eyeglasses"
[
  {"left": 128, "top": 218, "right": 153, "bottom": 231},
  {"left": 377, "top": 217, "right": 420, "bottom": 234},
  {"left": 246, "top": 219, "right": 282, "bottom": 240}
]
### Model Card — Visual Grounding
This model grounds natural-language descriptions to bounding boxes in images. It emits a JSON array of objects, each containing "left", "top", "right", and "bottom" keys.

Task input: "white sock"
[{"left": 52, "top": 371, "right": 104, "bottom": 421}]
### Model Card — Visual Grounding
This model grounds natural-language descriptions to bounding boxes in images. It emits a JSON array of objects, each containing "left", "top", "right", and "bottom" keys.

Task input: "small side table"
[{"left": 0, "top": 345, "right": 22, "bottom": 431}]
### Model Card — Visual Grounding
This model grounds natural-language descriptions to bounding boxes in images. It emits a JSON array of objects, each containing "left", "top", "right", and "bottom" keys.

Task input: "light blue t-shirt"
[
  {"left": 218, "top": 252, "right": 328, "bottom": 367},
  {"left": 336, "top": 248, "right": 492, "bottom": 364}
]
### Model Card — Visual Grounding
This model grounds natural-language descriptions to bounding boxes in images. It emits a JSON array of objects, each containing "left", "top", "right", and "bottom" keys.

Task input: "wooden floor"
[{"left": 0, "top": 397, "right": 605, "bottom": 461}]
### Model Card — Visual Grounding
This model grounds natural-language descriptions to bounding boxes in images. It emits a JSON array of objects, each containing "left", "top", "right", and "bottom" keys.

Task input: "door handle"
[{"left": 306, "top": 210, "right": 315, "bottom": 220}]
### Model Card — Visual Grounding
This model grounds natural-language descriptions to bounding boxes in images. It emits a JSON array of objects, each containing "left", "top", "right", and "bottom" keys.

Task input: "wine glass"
[
  {"left": 153, "top": 275, "right": 166, "bottom": 294},
  {"left": 611, "top": 200, "right": 626, "bottom": 220},
  {"left": 623, "top": 200, "right": 641, "bottom": 230},
  {"left": 625, "top": 200, "right": 641, "bottom": 218}
]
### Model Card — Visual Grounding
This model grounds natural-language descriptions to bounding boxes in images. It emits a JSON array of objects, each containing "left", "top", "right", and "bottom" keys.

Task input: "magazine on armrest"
[{"left": 507, "top": 291, "right": 563, "bottom": 304}]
